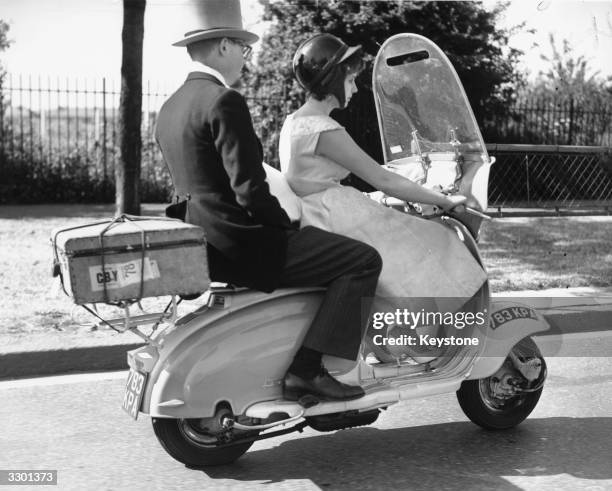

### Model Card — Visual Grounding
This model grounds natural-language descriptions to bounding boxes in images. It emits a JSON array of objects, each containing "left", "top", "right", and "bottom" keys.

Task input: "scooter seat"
[
  {"left": 205, "top": 282, "right": 253, "bottom": 295},
  {"left": 179, "top": 282, "right": 243, "bottom": 301},
  {"left": 179, "top": 292, "right": 203, "bottom": 301}
]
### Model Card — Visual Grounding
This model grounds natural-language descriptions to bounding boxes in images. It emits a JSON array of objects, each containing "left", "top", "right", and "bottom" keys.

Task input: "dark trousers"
[{"left": 278, "top": 226, "right": 382, "bottom": 360}]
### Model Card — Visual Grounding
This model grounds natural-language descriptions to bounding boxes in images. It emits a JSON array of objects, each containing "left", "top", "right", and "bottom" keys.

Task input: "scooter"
[{"left": 118, "top": 34, "right": 549, "bottom": 467}]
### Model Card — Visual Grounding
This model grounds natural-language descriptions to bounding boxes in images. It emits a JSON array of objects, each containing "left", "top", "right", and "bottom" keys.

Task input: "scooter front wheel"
[
  {"left": 152, "top": 414, "right": 258, "bottom": 467},
  {"left": 457, "top": 338, "right": 545, "bottom": 430}
]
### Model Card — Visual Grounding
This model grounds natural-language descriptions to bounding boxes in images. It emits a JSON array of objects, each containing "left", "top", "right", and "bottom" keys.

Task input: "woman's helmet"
[{"left": 293, "top": 33, "right": 362, "bottom": 107}]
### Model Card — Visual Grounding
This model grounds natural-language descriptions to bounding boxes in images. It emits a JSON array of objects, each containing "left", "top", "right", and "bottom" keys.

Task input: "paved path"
[{"left": 1, "top": 288, "right": 611, "bottom": 380}]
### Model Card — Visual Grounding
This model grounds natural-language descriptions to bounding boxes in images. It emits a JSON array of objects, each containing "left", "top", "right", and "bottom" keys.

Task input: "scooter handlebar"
[
  {"left": 376, "top": 195, "right": 491, "bottom": 220},
  {"left": 379, "top": 196, "right": 407, "bottom": 207},
  {"left": 459, "top": 206, "right": 491, "bottom": 220}
]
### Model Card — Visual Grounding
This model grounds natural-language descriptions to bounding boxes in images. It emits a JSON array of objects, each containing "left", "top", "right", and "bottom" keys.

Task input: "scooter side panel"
[
  {"left": 466, "top": 300, "right": 550, "bottom": 380},
  {"left": 147, "top": 289, "right": 324, "bottom": 418}
]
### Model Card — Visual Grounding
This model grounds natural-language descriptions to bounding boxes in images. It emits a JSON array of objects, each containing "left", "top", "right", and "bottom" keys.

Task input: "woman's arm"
[{"left": 317, "top": 128, "right": 465, "bottom": 209}]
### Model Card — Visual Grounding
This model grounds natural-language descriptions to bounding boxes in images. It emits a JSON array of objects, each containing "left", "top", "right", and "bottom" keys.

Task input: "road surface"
[{"left": 1, "top": 335, "right": 611, "bottom": 490}]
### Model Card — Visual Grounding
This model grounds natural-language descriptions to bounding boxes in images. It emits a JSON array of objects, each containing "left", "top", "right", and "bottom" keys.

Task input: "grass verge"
[{"left": 1, "top": 204, "right": 611, "bottom": 339}]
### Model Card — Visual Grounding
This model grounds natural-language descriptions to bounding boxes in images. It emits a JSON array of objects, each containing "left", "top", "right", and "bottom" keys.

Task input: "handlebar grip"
[
  {"left": 377, "top": 194, "right": 491, "bottom": 220},
  {"left": 381, "top": 196, "right": 407, "bottom": 207}
]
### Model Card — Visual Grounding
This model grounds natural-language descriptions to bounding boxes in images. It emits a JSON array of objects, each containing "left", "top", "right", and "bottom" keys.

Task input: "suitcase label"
[{"left": 89, "top": 257, "right": 161, "bottom": 291}]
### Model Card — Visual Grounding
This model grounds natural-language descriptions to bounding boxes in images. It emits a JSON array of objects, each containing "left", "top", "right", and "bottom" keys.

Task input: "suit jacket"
[{"left": 155, "top": 72, "right": 294, "bottom": 292}]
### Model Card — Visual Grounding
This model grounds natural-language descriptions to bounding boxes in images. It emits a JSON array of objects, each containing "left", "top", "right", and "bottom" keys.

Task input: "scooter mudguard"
[
  {"left": 132, "top": 287, "right": 326, "bottom": 419},
  {"left": 466, "top": 299, "right": 550, "bottom": 380}
]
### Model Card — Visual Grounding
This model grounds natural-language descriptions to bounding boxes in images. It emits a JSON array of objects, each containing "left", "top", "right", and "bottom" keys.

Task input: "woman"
[{"left": 279, "top": 34, "right": 487, "bottom": 314}]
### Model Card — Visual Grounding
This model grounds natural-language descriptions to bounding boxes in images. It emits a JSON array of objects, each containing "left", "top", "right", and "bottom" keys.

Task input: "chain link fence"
[{"left": 487, "top": 144, "right": 612, "bottom": 213}]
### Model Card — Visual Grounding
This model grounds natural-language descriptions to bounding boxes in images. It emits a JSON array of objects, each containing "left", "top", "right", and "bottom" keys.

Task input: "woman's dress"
[{"left": 278, "top": 113, "right": 488, "bottom": 309}]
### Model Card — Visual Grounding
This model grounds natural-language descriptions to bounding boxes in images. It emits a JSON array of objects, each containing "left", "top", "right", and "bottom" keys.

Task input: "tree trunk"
[{"left": 116, "top": 0, "right": 145, "bottom": 215}]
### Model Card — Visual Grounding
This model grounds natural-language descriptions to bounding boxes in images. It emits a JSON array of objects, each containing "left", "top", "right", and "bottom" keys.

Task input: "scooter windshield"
[{"left": 373, "top": 34, "right": 489, "bottom": 164}]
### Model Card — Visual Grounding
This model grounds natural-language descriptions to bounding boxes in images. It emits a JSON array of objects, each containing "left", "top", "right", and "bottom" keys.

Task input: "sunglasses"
[{"left": 228, "top": 38, "right": 253, "bottom": 60}]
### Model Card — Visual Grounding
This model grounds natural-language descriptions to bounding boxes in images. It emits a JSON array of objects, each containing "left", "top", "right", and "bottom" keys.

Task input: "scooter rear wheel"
[{"left": 152, "top": 416, "right": 257, "bottom": 467}]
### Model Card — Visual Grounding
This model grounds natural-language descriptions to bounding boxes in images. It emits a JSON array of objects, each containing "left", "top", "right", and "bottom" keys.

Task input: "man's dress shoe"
[{"left": 284, "top": 368, "right": 365, "bottom": 401}]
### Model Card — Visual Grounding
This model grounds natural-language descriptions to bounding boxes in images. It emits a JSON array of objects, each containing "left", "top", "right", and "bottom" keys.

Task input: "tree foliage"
[
  {"left": 529, "top": 33, "right": 609, "bottom": 100},
  {"left": 245, "top": 0, "right": 524, "bottom": 164},
  {"left": 516, "top": 34, "right": 612, "bottom": 146},
  {"left": 0, "top": 20, "right": 12, "bottom": 111},
  {"left": 0, "top": 19, "right": 10, "bottom": 70}
]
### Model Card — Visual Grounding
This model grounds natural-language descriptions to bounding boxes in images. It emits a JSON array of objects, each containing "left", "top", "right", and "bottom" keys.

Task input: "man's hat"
[{"left": 173, "top": 0, "right": 259, "bottom": 47}]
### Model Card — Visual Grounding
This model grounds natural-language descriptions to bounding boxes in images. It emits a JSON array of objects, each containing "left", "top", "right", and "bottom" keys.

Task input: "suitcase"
[{"left": 52, "top": 216, "right": 210, "bottom": 305}]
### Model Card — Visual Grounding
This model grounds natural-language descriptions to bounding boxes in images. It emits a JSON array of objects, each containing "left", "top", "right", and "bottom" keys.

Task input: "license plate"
[{"left": 122, "top": 368, "right": 147, "bottom": 420}]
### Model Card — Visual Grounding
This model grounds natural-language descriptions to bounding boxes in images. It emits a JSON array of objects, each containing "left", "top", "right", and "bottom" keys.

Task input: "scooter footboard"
[
  {"left": 466, "top": 299, "right": 550, "bottom": 380},
  {"left": 142, "top": 288, "right": 325, "bottom": 418}
]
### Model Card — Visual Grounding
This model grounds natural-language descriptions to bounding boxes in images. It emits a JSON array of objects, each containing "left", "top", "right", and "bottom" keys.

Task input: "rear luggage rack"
[
  {"left": 51, "top": 214, "right": 213, "bottom": 345},
  {"left": 80, "top": 295, "right": 182, "bottom": 347}
]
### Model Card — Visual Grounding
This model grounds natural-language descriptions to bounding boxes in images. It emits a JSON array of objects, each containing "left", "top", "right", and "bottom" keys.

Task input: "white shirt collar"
[{"left": 189, "top": 61, "right": 229, "bottom": 88}]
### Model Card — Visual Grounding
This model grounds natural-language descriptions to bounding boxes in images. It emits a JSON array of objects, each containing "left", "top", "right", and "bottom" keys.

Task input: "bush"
[{"left": 0, "top": 145, "right": 172, "bottom": 204}]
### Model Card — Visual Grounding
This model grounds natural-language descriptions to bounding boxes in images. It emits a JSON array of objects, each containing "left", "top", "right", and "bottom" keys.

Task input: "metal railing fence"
[
  {"left": 482, "top": 96, "right": 612, "bottom": 147},
  {"left": 0, "top": 74, "right": 285, "bottom": 202},
  {"left": 1, "top": 74, "right": 610, "bottom": 211}
]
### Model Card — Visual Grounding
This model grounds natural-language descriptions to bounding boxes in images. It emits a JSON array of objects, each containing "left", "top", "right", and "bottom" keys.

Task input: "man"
[{"left": 155, "top": 0, "right": 381, "bottom": 401}]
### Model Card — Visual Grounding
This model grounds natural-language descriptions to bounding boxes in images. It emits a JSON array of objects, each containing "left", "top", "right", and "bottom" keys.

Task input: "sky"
[{"left": 0, "top": 0, "right": 611, "bottom": 93}]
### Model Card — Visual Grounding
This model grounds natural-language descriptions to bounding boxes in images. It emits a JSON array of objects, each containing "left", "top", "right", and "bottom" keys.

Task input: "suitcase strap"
[{"left": 98, "top": 214, "right": 148, "bottom": 305}]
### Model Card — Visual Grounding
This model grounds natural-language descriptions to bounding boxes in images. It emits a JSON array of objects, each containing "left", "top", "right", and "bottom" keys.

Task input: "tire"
[
  {"left": 457, "top": 379, "right": 542, "bottom": 430},
  {"left": 152, "top": 417, "right": 257, "bottom": 467},
  {"left": 457, "top": 338, "right": 545, "bottom": 430}
]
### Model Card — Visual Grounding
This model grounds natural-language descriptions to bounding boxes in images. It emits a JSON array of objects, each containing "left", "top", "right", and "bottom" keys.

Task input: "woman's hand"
[{"left": 442, "top": 194, "right": 468, "bottom": 212}]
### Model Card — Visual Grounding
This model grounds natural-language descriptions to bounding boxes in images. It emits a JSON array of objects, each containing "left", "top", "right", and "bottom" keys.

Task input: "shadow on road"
[
  {"left": 0, "top": 203, "right": 166, "bottom": 219},
  {"left": 202, "top": 417, "right": 612, "bottom": 490}
]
